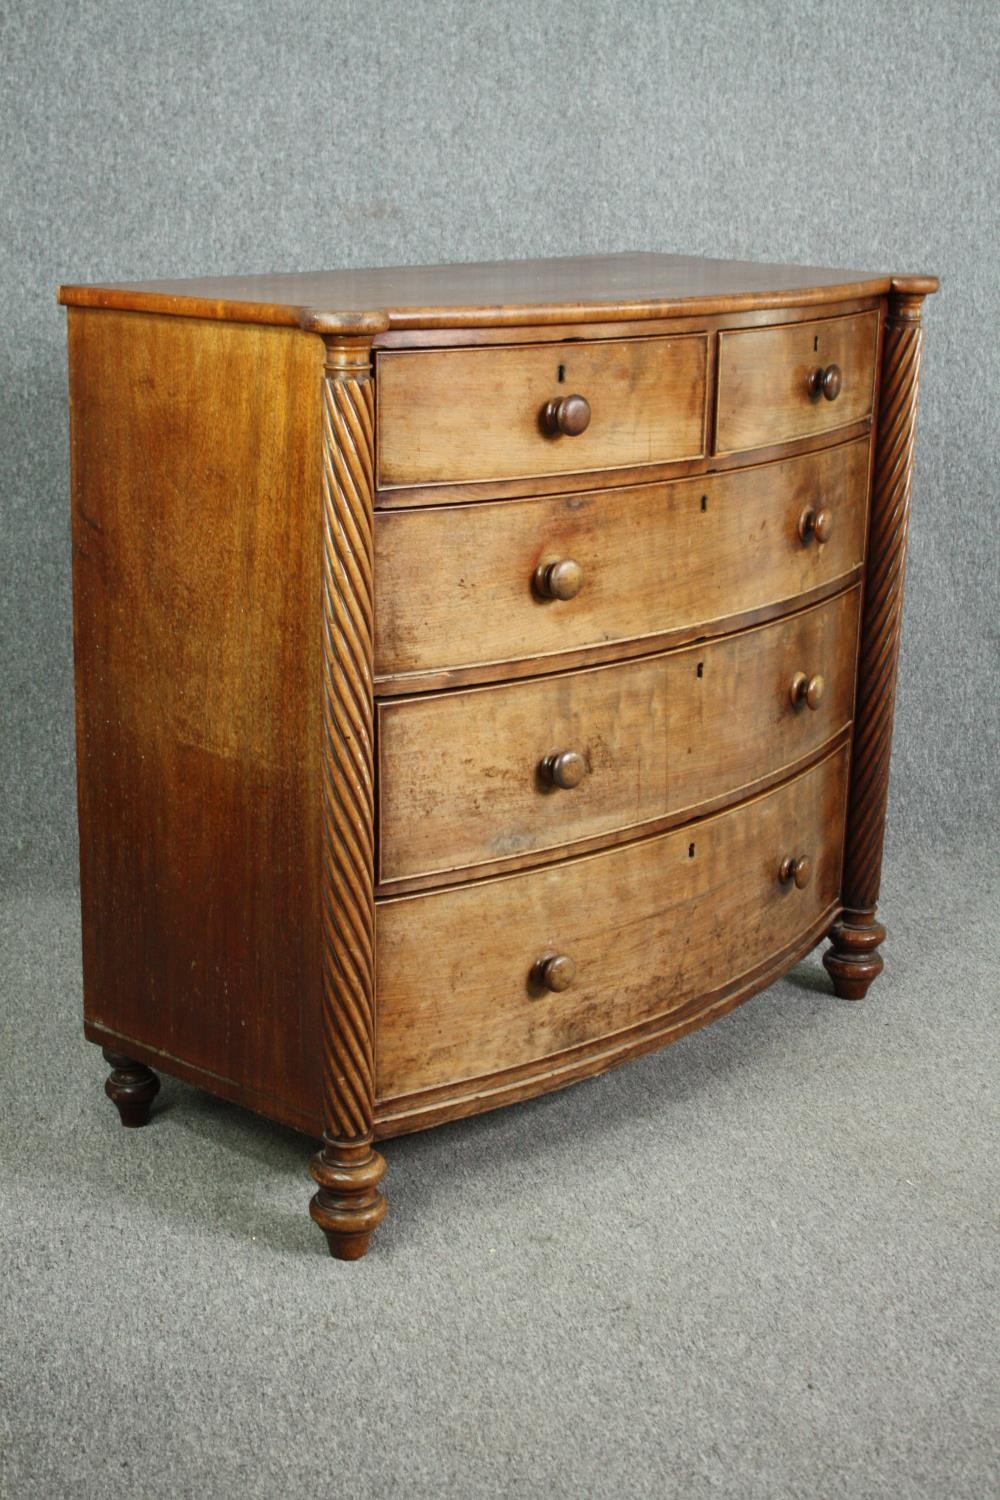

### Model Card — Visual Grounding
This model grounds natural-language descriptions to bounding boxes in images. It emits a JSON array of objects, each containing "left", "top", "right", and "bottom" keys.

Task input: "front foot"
[
  {"left": 310, "top": 1135, "right": 387, "bottom": 1260},
  {"left": 102, "top": 1048, "right": 161, "bottom": 1127},
  {"left": 823, "top": 914, "right": 886, "bottom": 1000}
]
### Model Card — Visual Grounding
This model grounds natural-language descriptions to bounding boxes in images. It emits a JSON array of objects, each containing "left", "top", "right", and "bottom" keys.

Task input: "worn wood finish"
[
  {"left": 825, "top": 289, "right": 931, "bottom": 1000},
  {"left": 376, "top": 335, "right": 708, "bottom": 488},
  {"left": 715, "top": 312, "right": 879, "bottom": 454},
  {"left": 308, "top": 338, "right": 388, "bottom": 1261},
  {"left": 372, "top": 294, "right": 884, "bottom": 350},
  {"left": 62, "top": 254, "right": 936, "bottom": 1263},
  {"left": 377, "top": 589, "right": 860, "bottom": 886},
  {"left": 375, "top": 439, "right": 870, "bottom": 687},
  {"left": 374, "top": 455, "right": 711, "bottom": 511},
  {"left": 69, "top": 308, "right": 326, "bottom": 1127},
  {"left": 58, "top": 252, "right": 918, "bottom": 333},
  {"left": 375, "top": 903, "right": 840, "bottom": 1137},
  {"left": 85, "top": 1021, "right": 322, "bottom": 1135},
  {"left": 376, "top": 747, "right": 849, "bottom": 1103},
  {"left": 373, "top": 419, "right": 877, "bottom": 510}
]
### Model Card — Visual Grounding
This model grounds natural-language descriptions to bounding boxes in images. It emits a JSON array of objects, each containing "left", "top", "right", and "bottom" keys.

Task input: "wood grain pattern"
[
  {"left": 376, "top": 335, "right": 708, "bottom": 487},
  {"left": 69, "top": 308, "right": 326, "bottom": 1127},
  {"left": 377, "top": 588, "right": 860, "bottom": 886},
  {"left": 373, "top": 416, "right": 875, "bottom": 511},
  {"left": 373, "top": 294, "right": 884, "bottom": 350},
  {"left": 308, "top": 338, "right": 388, "bottom": 1261},
  {"left": 62, "top": 256, "right": 936, "bottom": 1263},
  {"left": 58, "top": 252, "right": 935, "bottom": 333},
  {"left": 824, "top": 289, "right": 931, "bottom": 1000},
  {"left": 376, "top": 746, "right": 850, "bottom": 1102},
  {"left": 374, "top": 438, "right": 871, "bottom": 688},
  {"left": 375, "top": 903, "right": 840, "bottom": 1137},
  {"left": 716, "top": 312, "right": 878, "bottom": 454}
]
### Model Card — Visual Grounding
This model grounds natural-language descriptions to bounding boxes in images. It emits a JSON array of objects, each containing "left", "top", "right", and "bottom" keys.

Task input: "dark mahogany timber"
[
  {"left": 59, "top": 254, "right": 936, "bottom": 1261},
  {"left": 824, "top": 288, "right": 932, "bottom": 1000},
  {"left": 308, "top": 336, "right": 387, "bottom": 1260},
  {"left": 102, "top": 1049, "right": 160, "bottom": 1127},
  {"left": 542, "top": 393, "right": 592, "bottom": 436},
  {"left": 809, "top": 363, "right": 842, "bottom": 401},
  {"left": 58, "top": 254, "right": 932, "bottom": 335},
  {"left": 310, "top": 1137, "right": 388, "bottom": 1261}
]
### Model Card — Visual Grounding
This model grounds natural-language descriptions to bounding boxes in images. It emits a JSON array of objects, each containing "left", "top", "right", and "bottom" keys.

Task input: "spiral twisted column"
[
  {"left": 309, "top": 335, "right": 387, "bottom": 1258},
  {"left": 825, "top": 285, "right": 934, "bottom": 1000}
]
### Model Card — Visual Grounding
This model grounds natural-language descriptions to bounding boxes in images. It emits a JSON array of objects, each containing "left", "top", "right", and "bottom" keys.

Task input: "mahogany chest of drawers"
[{"left": 58, "top": 253, "right": 936, "bottom": 1259}]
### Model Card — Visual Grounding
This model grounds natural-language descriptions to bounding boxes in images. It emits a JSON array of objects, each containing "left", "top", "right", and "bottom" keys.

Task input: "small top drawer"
[
  {"left": 376, "top": 335, "right": 708, "bottom": 489},
  {"left": 715, "top": 311, "right": 879, "bottom": 455}
]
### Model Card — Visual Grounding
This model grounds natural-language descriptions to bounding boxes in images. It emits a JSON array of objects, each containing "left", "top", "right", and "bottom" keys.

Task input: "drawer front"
[
  {"left": 376, "top": 745, "right": 849, "bottom": 1100},
  {"left": 715, "top": 312, "right": 879, "bottom": 454},
  {"left": 376, "top": 335, "right": 708, "bottom": 488},
  {"left": 378, "top": 589, "right": 859, "bottom": 884},
  {"left": 375, "top": 438, "right": 869, "bottom": 683}
]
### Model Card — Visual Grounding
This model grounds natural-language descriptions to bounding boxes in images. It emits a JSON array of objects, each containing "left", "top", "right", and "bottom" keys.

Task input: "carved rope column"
[
  {"left": 824, "top": 281, "right": 935, "bottom": 1000},
  {"left": 309, "top": 332, "right": 387, "bottom": 1258}
]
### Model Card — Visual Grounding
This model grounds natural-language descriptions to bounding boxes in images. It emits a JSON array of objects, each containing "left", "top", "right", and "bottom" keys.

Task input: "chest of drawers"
[{"left": 58, "top": 253, "right": 936, "bottom": 1260}]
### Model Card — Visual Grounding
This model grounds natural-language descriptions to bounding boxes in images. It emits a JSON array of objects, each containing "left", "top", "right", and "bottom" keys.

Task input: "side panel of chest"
[{"left": 68, "top": 309, "right": 327, "bottom": 1131}]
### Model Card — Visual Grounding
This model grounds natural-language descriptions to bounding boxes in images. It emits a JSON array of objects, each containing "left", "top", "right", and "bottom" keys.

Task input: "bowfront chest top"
[{"left": 58, "top": 252, "right": 937, "bottom": 1259}]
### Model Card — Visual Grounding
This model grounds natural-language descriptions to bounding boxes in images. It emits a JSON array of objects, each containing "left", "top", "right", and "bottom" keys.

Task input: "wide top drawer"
[
  {"left": 376, "top": 335, "right": 708, "bottom": 489},
  {"left": 715, "top": 311, "right": 879, "bottom": 455}
]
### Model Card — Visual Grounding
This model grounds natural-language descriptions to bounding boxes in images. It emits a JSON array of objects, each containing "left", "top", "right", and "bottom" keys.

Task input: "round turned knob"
[
  {"left": 533, "top": 952, "right": 577, "bottom": 992},
  {"left": 541, "top": 750, "right": 587, "bottom": 789},
  {"left": 779, "top": 855, "right": 812, "bottom": 889},
  {"left": 534, "top": 557, "right": 584, "bottom": 601},
  {"left": 808, "top": 363, "right": 842, "bottom": 401},
  {"left": 797, "top": 507, "right": 833, "bottom": 544},
  {"left": 542, "top": 393, "right": 591, "bottom": 436},
  {"left": 789, "top": 672, "right": 826, "bottom": 711}
]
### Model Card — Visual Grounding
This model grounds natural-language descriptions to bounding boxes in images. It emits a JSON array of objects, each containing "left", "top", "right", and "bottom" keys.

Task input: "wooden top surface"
[{"left": 58, "top": 252, "right": 937, "bottom": 333}]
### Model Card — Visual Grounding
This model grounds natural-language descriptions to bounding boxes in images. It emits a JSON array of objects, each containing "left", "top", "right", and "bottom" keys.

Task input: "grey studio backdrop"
[
  {"left": 2, "top": 4, "right": 1000, "bottom": 1500},
  {"left": 2, "top": 0, "right": 999, "bottom": 888}
]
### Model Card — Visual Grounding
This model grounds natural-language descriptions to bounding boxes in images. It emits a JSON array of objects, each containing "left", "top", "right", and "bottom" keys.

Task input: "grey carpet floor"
[{"left": 2, "top": 845, "right": 998, "bottom": 1500}]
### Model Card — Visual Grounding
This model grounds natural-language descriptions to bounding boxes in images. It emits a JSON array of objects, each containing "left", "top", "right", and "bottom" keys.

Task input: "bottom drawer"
[{"left": 376, "top": 743, "right": 848, "bottom": 1109}]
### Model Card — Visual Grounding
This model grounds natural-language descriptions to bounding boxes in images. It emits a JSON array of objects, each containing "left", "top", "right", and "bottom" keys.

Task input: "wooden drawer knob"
[
  {"left": 808, "top": 363, "right": 842, "bottom": 401},
  {"left": 789, "top": 672, "right": 825, "bottom": 710},
  {"left": 541, "top": 750, "right": 587, "bottom": 789},
  {"left": 797, "top": 507, "right": 833, "bottom": 544},
  {"left": 779, "top": 855, "right": 812, "bottom": 889},
  {"left": 534, "top": 557, "right": 584, "bottom": 600},
  {"left": 533, "top": 952, "right": 577, "bottom": 992},
  {"left": 542, "top": 393, "right": 591, "bottom": 436}
]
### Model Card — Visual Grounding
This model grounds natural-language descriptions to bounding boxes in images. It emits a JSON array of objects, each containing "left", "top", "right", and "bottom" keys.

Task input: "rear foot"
[{"left": 102, "top": 1048, "right": 160, "bottom": 1127}]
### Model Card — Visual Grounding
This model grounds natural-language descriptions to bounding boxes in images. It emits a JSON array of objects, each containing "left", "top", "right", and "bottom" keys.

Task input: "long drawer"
[
  {"left": 376, "top": 744, "right": 849, "bottom": 1102},
  {"left": 375, "top": 334, "right": 708, "bottom": 488},
  {"left": 378, "top": 588, "right": 860, "bottom": 885},
  {"left": 374, "top": 438, "right": 869, "bottom": 686}
]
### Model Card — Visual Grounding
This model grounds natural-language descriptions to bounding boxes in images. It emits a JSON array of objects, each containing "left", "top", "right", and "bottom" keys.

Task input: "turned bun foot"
[
  {"left": 823, "top": 915, "right": 886, "bottom": 1001},
  {"left": 309, "top": 1136, "right": 388, "bottom": 1260},
  {"left": 102, "top": 1048, "right": 161, "bottom": 1127}
]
